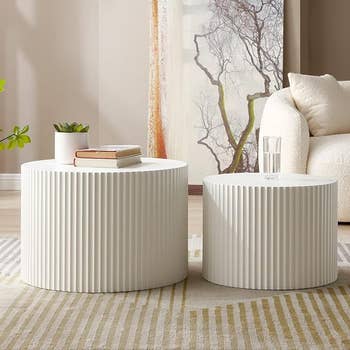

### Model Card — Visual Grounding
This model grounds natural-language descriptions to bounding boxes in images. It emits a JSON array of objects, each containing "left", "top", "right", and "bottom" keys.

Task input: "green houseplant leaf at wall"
[{"left": 0, "top": 80, "right": 31, "bottom": 150}]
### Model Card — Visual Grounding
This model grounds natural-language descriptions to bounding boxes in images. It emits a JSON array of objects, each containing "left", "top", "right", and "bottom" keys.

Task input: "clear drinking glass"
[{"left": 263, "top": 136, "right": 281, "bottom": 180}]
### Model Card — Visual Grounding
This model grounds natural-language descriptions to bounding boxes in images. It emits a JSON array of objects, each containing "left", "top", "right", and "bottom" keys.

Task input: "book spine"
[{"left": 75, "top": 152, "right": 117, "bottom": 160}]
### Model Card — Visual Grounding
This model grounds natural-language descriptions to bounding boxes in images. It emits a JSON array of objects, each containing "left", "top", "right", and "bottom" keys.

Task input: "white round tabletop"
[
  {"left": 203, "top": 173, "right": 336, "bottom": 187},
  {"left": 21, "top": 158, "right": 187, "bottom": 173}
]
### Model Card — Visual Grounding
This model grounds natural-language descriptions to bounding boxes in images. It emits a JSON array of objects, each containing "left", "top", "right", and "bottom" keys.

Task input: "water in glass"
[{"left": 263, "top": 152, "right": 281, "bottom": 178}]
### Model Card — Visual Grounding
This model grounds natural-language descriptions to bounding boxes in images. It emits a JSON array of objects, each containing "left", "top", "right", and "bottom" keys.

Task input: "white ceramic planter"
[{"left": 54, "top": 132, "right": 88, "bottom": 164}]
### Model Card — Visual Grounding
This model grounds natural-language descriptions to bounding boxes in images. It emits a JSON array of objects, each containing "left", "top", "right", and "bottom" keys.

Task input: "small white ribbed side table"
[
  {"left": 21, "top": 158, "right": 188, "bottom": 293},
  {"left": 203, "top": 173, "right": 338, "bottom": 290}
]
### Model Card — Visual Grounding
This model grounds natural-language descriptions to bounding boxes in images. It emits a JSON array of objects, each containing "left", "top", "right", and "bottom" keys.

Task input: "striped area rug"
[
  {"left": 1, "top": 238, "right": 350, "bottom": 349},
  {"left": 338, "top": 242, "right": 350, "bottom": 266},
  {"left": 0, "top": 238, "right": 20, "bottom": 276}
]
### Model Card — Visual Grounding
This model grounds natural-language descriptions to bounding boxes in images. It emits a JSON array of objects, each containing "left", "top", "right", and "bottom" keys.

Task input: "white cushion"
[
  {"left": 307, "top": 133, "right": 350, "bottom": 221},
  {"left": 259, "top": 88, "right": 309, "bottom": 174},
  {"left": 288, "top": 73, "right": 350, "bottom": 136}
]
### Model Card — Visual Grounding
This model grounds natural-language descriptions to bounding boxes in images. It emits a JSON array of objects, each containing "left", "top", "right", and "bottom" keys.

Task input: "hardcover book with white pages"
[
  {"left": 75, "top": 145, "right": 141, "bottom": 159},
  {"left": 74, "top": 154, "right": 141, "bottom": 168}
]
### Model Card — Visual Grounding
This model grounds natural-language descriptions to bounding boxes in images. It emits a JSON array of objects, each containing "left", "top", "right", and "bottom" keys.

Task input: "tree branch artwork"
[{"left": 194, "top": 0, "right": 283, "bottom": 173}]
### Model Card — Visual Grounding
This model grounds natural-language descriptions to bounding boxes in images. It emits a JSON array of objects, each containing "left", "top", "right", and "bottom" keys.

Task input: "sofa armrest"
[{"left": 258, "top": 88, "right": 310, "bottom": 174}]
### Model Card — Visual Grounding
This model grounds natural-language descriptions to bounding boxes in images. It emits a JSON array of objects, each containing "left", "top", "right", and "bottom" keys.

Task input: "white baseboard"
[{"left": 0, "top": 173, "right": 21, "bottom": 190}]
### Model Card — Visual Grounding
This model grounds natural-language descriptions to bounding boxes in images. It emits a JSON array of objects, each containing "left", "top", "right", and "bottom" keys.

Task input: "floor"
[{"left": 0, "top": 191, "right": 21, "bottom": 237}]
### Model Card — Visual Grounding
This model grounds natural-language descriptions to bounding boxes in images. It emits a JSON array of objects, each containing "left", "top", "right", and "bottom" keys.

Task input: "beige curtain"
[
  {"left": 147, "top": 0, "right": 167, "bottom": 158},
  {"left": 147, "top": 0, "right": 185, "bottom": 160}
]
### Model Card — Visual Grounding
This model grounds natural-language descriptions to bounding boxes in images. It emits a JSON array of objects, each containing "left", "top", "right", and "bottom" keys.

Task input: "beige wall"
[
  {"left": 0, "top": 0, "right": 149, "bottom": 173},
  {"left": 283, "top": 0, "right": 350, "bottom": 80},
  {"left": 283, "top": 0, "right": 301, "bottom": 85},
  {"left": 99, "top": 1, "right": 149, "bottom": 151},
  {"left": 305, "top": 0, "right": 350, "bottom": 80},
  {"left": 283, "top": 0, "right": 350, "bottom": 84},
  {"left": 1, "top": 0, "right": 349, "bottom": 172}
]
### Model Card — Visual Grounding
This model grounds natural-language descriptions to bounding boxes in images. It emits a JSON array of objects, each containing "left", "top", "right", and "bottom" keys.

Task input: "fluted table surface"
[
  {"left": 203, "top": 173, "right": 338, "bottom": 290},
  {"left": 21, "top": 158, "right": 188, "bottom": 292}
]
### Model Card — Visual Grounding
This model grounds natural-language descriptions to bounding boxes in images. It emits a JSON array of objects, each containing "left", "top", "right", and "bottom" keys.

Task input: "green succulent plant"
[
  {"left": 54, "top": 122, "right": 89, "bottom": 133},
  {"left": 0, "top": 79, "right": 31, "bottom": 151}
]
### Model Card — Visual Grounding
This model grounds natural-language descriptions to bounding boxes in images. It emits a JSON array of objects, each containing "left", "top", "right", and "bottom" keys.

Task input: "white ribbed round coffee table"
[
  {"left": 203, "top": 173, "right": 338, "bottom": 290},
  {"left": 21, "top": 158, "right": 188, "bottom": 292}
]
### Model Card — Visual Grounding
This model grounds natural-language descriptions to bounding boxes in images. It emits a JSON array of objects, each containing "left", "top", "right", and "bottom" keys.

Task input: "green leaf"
[
  {"left": 20, "top": 135, "right": 31, "bottom": 144},
  {"left": 73, "top": 123, "right": 79, "bottom": 131},
  {"left": 13, "top": 126, "right": 20, "bottom": 134},
  {"left": 63, "top": 122, "right": 71, "bottom": 132},
  {"left": 20, "top": 125, "right": 29, "bottom": 134},
  {"left": 0, "top": 142, "right": 5, "bottom": 150},
  {"left": 7, "top": 139, "right": 17, "bottom": 150},
  {"left": 17, "top": 138, "right": 24, "bottom": 148},
  {"left": 81, "top": 125, "right": 89, "bottom": 132},
  {"left": 75, "top": 124, "right": 83, "bottom": 132},
  {"left": 0, "top": 80, "right": 5, "bottom": 93}
]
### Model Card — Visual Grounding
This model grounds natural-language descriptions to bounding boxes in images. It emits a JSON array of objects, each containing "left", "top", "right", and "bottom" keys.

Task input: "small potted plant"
[{"left": 54, "top": 122, "right": 89, "bottom": 164}]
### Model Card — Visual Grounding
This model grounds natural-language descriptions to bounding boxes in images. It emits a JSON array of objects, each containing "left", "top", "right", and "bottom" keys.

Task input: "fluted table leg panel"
[
  {"left": 203, "top": 180, "right": 337, "bottom": 290},
  {"left": 21, "top": 161, "right": 188, "bottom": 292}
]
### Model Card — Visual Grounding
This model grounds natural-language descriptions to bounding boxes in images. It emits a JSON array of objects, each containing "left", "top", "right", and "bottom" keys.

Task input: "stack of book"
[{"left": 74, "top": 145, "right": 142, "bottom": 168}]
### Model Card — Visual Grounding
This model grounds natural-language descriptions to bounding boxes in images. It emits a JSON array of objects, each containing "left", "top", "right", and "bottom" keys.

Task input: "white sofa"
[{"left": 259, "top": 83, "right": 350, "bottom": 222}]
